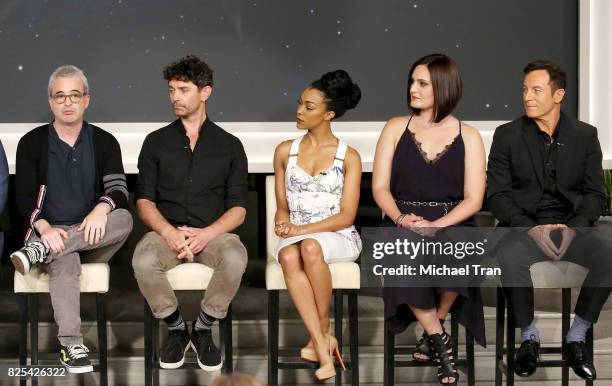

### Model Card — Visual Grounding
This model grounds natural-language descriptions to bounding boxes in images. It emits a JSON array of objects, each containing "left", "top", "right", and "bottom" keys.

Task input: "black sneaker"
[
  {"left": 11, "top": 241, "right": 48, "bottom": 275},
  {"left": 159, "top": 328, "right": 191, "bottom": 369},
  {"left": 191, "top": 321, "right": 222, "bottom": 371},
  {"left": 60, "top": 344, "right": 94, "bottom": 374}
]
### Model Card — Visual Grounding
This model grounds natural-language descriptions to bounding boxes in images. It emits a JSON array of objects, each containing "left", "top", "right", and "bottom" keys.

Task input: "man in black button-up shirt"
[
  {"left": 135, "top": 115, "right": 248, "bottom": 227},
  {"left": 487, "top": 60, "right": 611, "bottom": 380},
  {"left": 132, "top": 55, "right": 248, "bottom": 371}
]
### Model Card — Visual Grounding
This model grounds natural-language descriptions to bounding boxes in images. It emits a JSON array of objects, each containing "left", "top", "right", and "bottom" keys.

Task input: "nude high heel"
[
  {"left": 300, "top": 340, "right": 318, "bottom": 362},
  {"left": 315, "top": 335, "right": 346, "bottom": 381}
]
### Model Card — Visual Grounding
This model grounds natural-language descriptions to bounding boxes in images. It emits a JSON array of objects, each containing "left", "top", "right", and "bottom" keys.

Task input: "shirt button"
[
  {"left": 72, "top": 158, "right": 77, "bottom": 162},
  {"left": 189, "top": 179, "right": 193, "bottom": 183}
]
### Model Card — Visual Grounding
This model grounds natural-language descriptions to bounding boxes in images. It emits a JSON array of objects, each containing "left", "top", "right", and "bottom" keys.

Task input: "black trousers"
[{"left": 496, "top": 229, "right": 612, "bottom": 328}]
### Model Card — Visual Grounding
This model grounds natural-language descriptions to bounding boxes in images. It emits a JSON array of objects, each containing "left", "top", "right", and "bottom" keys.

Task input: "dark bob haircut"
[
  {"left": 408, "top": 53, "right": 462, "bottom": 123},
  {"left": 163, "top": 55, "right": 213, "bottom": 88},
  {"left": 523, "top": 60, "right": 567, "bottom": 92}
]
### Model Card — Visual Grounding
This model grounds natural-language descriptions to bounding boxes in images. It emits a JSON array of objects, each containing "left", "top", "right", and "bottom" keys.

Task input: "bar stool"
[
  {"left": 495, "top": 260, "right": 594, "bottom": 386},
  {"left": 143, "top": 263, "right": 233, "bottom": 386},
  {"left": 264, "top": 175, "right": 360, "bottom": 386},
  {"left": 15, "top": 262, "right": 110, "bottom": 386}
]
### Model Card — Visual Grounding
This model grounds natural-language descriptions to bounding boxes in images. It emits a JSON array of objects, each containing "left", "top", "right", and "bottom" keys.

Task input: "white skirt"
[{"left": 274, "top": 231, "right": 361, "bottom": 264}]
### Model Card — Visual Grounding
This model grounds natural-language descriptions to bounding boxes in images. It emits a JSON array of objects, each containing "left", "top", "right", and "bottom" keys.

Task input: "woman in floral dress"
[{"left": 272, "top": 69, "right": 362, "bottom": 381}]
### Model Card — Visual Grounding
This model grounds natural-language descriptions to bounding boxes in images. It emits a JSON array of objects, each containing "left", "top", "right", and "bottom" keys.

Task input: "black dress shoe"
[
  {"left": 563, "top": 341, "right": 596, "bottom": 380},
  {"left": 514, "top": 339, "right": 539, "bottom": 377}
]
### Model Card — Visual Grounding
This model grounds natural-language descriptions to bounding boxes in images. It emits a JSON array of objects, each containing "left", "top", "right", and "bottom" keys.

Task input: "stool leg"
[
  {"left": 451, "top": 314, "right": 459, "bottom": 359},
  {"left": 495, "top": 287, "right": 505, "bottom": 386},
  {"left": 96, "top": 293, "right": 108, "bottom": 386},
  {"left": 506, "top": 301, "right": 515, "bottom": 386},
  {"left": 221, "top": 304, "right": 233, "bottom": 374},
  {"left": 586, "top": 326, "right": 594, "bottom": 386},
  {"left": 18, "top": 294, "right": 28, "bottom": 386},
  {"left": 268, "top": 290, "right": 279, "bottom": 386},
  {"left": 153, "top": 314, "right": 159, "bottom": 386},
  {"left": 562, "top": 288, "right": 571, "bottom": 386},
  {"left": 334, "top": 289, "right": 343, "bottom": 386},
  {"left": 348, "top": 290, "right": 359, "bottom": 386},
  {"left": 144, "top": 300, "right": 153, "bottom": 386},
  {"left": 383, "top": 323, "right": 394, "bottom": 386},
  {"left": 30, "top": 294, "right": 38, "bottom": 386},
  {"left": 466, "top": 329, "right": 475, "bottom": 386}
]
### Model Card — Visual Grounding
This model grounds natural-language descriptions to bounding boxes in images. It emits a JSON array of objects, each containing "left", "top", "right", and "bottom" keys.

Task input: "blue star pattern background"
[{"left": 0, "top": 0, "right": 577, "bottom": 122}]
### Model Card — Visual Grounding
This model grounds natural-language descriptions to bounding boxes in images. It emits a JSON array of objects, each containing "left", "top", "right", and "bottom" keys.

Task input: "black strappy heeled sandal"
[
  {"left": 412, "top": 331, "right": 433, "bottom": 362},
  {"left": 412, "top": 319, "right": 446, "bottom": 363},
  {"left": 429, "top": 332, "right": 459, "bottom": 385}
]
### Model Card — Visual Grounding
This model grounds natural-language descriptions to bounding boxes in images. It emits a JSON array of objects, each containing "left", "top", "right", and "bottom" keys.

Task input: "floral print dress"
[{"left": 274, "top": 135, "right": 362, "bottom": 263}]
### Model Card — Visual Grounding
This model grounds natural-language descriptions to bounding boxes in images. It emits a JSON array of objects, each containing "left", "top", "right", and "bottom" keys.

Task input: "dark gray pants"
[
  {"left": 497, "top": 230, "right": 612, "bottom": 327},
  {"left": 28, "top": 209, "right": 133, "bottom": 345}
]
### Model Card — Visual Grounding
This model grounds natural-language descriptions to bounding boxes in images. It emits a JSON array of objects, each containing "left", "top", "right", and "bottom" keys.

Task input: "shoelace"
[{"left": 67, "top": 344, "right": 89, "bottom": 359}]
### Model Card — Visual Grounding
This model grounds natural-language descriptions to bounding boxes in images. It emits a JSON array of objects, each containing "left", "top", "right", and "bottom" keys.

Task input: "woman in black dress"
[{"left": 372, "top": 54, "right": 486, "bottom": 385}]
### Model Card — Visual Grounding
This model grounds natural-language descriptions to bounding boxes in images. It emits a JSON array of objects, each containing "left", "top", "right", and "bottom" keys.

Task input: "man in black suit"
[{"left": 487, "top": 60, "right": 611, "bottom": 381}]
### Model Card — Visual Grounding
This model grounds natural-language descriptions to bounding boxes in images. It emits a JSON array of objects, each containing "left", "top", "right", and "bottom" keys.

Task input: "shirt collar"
[
  {"left": 528, "top": 112, "right": 564, "bottom": 141},
  {"left": 49, "top": 121, "right": 88, "bottom": 146},
  {"left": 173, "top": 115, "right": 213, "bottom": 136}
]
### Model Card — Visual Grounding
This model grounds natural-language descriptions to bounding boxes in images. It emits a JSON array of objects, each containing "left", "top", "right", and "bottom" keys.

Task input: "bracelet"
[{"left": 395, "top": 213, "right": 407, "bottom": 227}]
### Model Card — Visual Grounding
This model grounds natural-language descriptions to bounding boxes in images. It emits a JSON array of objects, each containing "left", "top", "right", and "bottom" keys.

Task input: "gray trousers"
[
  {"left": 132, "top": 231, "right": 248, "bottom": 320},
  {"left": 28, "top": 209, "right": 133, "bottom": 345}
]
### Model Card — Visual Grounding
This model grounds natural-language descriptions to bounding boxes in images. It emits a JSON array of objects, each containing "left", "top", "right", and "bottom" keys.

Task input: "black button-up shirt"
[
  {"left": 534, "top": 117, "right": 573, "bottom": 224},
  {"left": 135, "top": 117, "right": 248, "bottom": 228},
  {"left": 45, "top": 123, "right": 96, "bottom": 225}
]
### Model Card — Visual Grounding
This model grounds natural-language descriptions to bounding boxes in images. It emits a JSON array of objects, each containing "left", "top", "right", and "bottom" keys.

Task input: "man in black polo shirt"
[
  {"left": 487, "top": 60, "right": 612, "bottom": 380},
  {"left": 10, "top": 65, "right": 133, "bottom": 373},
  {"left": 132, "top": 55, "right": 248, "bottom": 371}
]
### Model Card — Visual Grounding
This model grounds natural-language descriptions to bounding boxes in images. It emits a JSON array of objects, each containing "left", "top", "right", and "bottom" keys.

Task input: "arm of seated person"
[
  {"left": 34, "top": 219, "right": 68, "bottom": 253},
  {"left": 78, "top": 202, "right": 111, "bottom": 245},
  {"left": 273, "top": 141, "right": 295, "bottom": 237},
  {"left": 372, "top": 117, "right": 421, "bottom": 227},
  {"left": 137, "top": 198, "right": 188, "bottom": 255},
  {"left": 178, "top": 206, "right": 246, "bottom": 255}
]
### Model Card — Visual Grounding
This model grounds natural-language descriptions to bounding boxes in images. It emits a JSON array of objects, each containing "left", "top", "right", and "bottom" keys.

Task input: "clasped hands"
[
  {"left": 274, "top": 220, "right": 303, "bottom": 238},
  {"left": 162, "top": 225, "right": 215, "bottom": 261},
  {"left": 527, "top": 224, "right": 576, "bottom": 261},
  {"left": 398, "top": 213, "right": 441, "bottom": 237}
]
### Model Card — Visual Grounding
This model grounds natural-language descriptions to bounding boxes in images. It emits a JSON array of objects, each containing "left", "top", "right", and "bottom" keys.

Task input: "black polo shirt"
[
  {"left": 44, "top": 123, "right": 96, "bottom": 225},
  {"left": 135, "top": 117, "right": 248, "bottom": 228}
]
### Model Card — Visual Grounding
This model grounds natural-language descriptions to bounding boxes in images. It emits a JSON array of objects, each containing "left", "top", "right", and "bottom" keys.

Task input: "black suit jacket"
[{"left": 486, "top": 112, "right": 606, "bottom": 228}]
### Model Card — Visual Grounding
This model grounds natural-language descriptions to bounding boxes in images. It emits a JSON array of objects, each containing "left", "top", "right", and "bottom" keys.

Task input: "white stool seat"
[
  {"left": 14, "top": 263, "right": 110, "bottom": 293},
  {"left": 165, "top": 263, "right": 214, "bottom": 290},
  {"left": 530, "top": 261, "right": 589, "bottom": 288},
  {"left": 266, "top": 259, "right": 360, "bottom": 290}
]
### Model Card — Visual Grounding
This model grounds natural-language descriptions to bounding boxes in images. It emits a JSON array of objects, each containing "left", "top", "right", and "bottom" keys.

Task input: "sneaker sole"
[
  {"left": 196, "top": 357, "right": 223, "bottom": 372},
  {"left": 10, "top": 252, "right": 29, "bottom": 276},
  {"left": 191, "top": 343, "right": 223, "bottom": 372},
  {"left": 60, "top": 360, "right": 94, "bottom": 374},
  {"left": 160, "top": 341, "right": 192, "bottom": 369}
]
